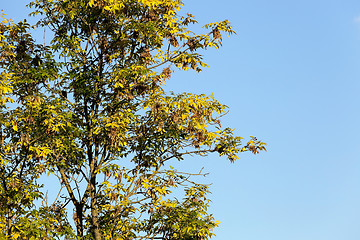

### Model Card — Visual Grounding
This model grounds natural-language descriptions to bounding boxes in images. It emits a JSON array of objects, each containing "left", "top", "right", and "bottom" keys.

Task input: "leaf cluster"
[{"left": 0, "top": 1, "right": 265, "bottom": 239}]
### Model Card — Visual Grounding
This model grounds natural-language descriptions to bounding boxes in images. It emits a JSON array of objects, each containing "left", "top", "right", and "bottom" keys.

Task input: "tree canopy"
[{"left": 0, "top": 0, "right": 266, "bottom": 239}]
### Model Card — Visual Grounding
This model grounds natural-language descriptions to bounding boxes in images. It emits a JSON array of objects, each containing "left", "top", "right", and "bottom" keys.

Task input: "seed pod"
[
  {"left": 212, "top": 27, "right": 221, "bottom": 39},
  {"left": 169, "top": 36, "right": 179, "bottom": 47},
  {"left": 162, "top": 67, "right": 172, "bottom": 79},
  {"left": 187, "top": 39, "right": 196, "bottom": 51},
  {"left": 0, "top": 23, "right": 5, "bottom": 35}
]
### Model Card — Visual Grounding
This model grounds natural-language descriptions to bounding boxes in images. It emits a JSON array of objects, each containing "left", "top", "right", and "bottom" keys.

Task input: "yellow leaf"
[
  {"left": 12, "top": 233, "right": 20, "bottom": 239},
  {"left": 12, "top": 122, "right": 18, "bottom": 132}
]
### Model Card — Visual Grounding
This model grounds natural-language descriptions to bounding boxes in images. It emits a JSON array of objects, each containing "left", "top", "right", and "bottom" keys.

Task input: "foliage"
[{"left": 0, "top": 0, "right": 266, "bottom": 239}]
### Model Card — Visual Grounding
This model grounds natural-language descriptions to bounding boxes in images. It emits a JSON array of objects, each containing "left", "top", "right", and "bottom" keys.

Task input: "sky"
[{"left": 2, "top": 1, "right": 360, "bottom": 240}]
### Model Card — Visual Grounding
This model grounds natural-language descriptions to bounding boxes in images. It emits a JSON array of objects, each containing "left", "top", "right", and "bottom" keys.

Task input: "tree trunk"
[
  {"left": 90, "top": 173, "right": 101, "bottom": 240},
  {"left": 74, "top": 204, "right": 84, "bottom": 237}
]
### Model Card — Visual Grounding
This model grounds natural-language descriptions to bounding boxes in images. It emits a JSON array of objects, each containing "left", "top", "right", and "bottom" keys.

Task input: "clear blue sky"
[{"left": 2, "top": 1, "right": 360, "bottom": 240}]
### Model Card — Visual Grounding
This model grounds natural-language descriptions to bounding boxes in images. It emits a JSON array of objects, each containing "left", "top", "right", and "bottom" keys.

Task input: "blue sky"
[
  {"left": 174, "top": 1, "right": 360, "bottom": 239},
  {"left": 2, "top": 1, "right": 360, "bottom": 239}
]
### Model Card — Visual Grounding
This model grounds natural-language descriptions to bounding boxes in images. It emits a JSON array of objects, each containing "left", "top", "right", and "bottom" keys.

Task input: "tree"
[{"left": 0, "top": 0, "right": 266, "bottom": 239}]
